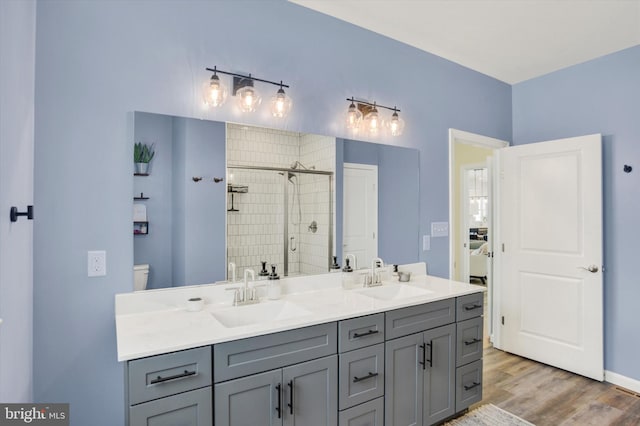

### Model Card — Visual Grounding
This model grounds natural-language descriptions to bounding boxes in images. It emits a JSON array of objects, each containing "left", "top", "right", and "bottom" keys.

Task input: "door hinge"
[
  {"left": 501, "top": 243, "right": 505, "bottom": 253},
  {"left": 373, "top": 232, "right": 376, "bottom": 239},
  {"left": 501, "top": 316, "right": 505, "bottom": 325}
]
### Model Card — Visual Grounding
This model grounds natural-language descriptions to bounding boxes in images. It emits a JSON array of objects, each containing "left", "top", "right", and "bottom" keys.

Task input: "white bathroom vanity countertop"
[{"left": 115, "top": 271, "right": 485, "bottom": 362}]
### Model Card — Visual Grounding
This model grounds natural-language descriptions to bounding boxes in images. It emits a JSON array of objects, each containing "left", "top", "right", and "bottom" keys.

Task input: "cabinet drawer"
[
  {"left": 339, "top": 344, "right": 384, "bottom": 410},
  {"left": 456, "top": 360, "right": 483, "bottom": 412},
  {"left": 129, "top": 386, "right": 212, "bottom": 426},
  {"left": 214, "top": 322, "right": 337, "bottom": 383},
  {"left": 128, "top": 346, "right": 212, "bottom": 405},
  {"left": 339, "top": 313, "right": 384, "bottom": 353},
  {"left": 457, "top": 293, "right": 484, "bottom": 321},
  {"left": 339, "top": 397, "right": 384, "bottom": 426},
  {"left": 385, "top": 299, "right": 455, "bottom": 340},
  {"left": 456, "top": 317, "right": 484, "bottom": 367}
]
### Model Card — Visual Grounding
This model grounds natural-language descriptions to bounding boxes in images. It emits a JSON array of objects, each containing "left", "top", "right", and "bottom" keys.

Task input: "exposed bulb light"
[
  {"left": 236, "top": 85, "right": 261, "bottom": 112},
  {"left": 345, "top": 99, "right": 363, "bottom": 131},
  {"left": 364, "top": 104, "right": 380, "bottom": 137},
  {"left": 202, "top": 71, "right": 228, "bottom": 107},
  {"left": 387, "top": 109, "right": 405, "bottom": 136},
  {"left": 270, "top": 83, "right": 292, "bottom": 118}
]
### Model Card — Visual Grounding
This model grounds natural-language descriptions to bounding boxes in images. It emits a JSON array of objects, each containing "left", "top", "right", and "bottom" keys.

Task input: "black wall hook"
[
  {"left": 10, "top": 205, "right": 33, "bottom": 222},
  {"left": 624, "top": 165, "right": 632, "bottom": 173}
]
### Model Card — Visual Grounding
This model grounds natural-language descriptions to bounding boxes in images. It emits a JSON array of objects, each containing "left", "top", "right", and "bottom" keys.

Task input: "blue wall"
[
  {"left": 512, "top": 45, "right": 640, "bottom": 381},
  {"left": 33, "top": 1, "right": 510, "bottom": 424},
  {"left": 342, "top": 139, "right": 421, "bottom": 265},
  {"left": 133, "top": 112, "right": 174, "bottom": 289}
]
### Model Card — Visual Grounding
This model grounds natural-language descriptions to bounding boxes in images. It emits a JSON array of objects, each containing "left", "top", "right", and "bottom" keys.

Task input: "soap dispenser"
[
  {"left": 330, "top": 256, "right": 341, "bottom": 273},
  {"left": 267, "top": 264, "right": 281, "bottom": 300},
  {"left": 342, "top": 258, "right": 353, "bottom": 273},
  {"left": 258, "top": 261, "right": 269, "bottom": 280}
]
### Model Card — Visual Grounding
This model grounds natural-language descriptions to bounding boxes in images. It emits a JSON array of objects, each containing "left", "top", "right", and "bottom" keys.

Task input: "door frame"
[{"left": 448, "top": 129, "right": 509, "bottom": 346}]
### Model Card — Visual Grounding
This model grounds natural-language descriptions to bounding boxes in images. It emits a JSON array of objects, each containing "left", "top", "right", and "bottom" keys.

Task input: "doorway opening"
[{"left": 448, "top": 129, "right": 509, "bottom": 347}]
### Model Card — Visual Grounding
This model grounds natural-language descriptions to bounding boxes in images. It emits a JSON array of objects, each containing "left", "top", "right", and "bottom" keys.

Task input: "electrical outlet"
[
  {"left": 88, "top": 250, "right": 106, "bottom": 277},
  {"left": 423, "top": 235, "right": 431, "bottom": 251},
  {"left": 431, "top": 222, "right": 449, "bottom": 238}
]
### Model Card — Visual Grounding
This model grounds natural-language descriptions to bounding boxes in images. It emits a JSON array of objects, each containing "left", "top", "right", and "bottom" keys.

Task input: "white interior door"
[
  {"left": 343, "top": 163, "right": 378, "bottom": 270},
  {"left": 499, "top": 134, "right": 603, "bottom": 380}
]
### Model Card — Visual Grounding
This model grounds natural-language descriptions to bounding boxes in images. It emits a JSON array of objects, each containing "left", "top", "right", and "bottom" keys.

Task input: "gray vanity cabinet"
[
  {"left": 215, "top": 355, "right": 338, "bottom": 426},
  {"left": 384, "top": 323, "right": 456, "bottom": 426}
]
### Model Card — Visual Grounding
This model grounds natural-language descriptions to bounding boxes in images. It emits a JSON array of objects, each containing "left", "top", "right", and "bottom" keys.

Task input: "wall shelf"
[
  {"left": 134, "top": 192, "right": 149, "bottom": 200},
  {"left": 134, "top": 173, "right": 149, "bottom": 177},
  {"left": 134, "top": 221, "right": 149, "bottom": 235},
  {"left": 227, "top": 184, "right": 248, "bottom": 193}
]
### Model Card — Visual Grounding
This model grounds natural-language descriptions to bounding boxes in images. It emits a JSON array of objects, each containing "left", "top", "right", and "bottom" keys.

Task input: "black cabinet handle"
[
  {"left": 353, "top": 372, "right": 379, "bottom": 383},
  {"left": 426, "top": 341, "right": 433, "bottom": 368},
  {"left": 150, "top": 369, "right": 196, "bottom": 384},
  {"left": 464, "top": 304, "right": 482, "bottom": 311},
  {"left": 276, "top": 383, "right": 282, "bottom": 419},
  {"left": 287, "top": 380, "right": 294, "bottom": 415},
  {"left": 418, "top": 343, "right": 426, "bottom": 370},
  {"left": 352, "top": 329, "right": 379, "bottom": 338},
  {"left": 464, "top": 338, "right": 482, "bottom": 346},
  {"left": 464, "top": 381, "right": 481, "bottom": 391}
]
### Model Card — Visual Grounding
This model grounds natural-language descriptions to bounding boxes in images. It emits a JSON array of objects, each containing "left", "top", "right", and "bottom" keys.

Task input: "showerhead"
[{"left": 290, "top": 160, "right": 314, "bottom": 170}]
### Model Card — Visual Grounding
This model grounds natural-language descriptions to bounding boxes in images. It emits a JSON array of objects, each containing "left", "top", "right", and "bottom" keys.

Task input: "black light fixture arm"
[
  {"left": 347, "top": 97, "right": 400, "bottom": 113},
  {"left": 206, "top": 67, "right": 289, "bottom": 88}
]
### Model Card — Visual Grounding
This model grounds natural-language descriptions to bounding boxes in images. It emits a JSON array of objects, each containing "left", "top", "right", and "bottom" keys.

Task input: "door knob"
[{"left": 578, "top": 265, "right": 599, "bottom": 273}]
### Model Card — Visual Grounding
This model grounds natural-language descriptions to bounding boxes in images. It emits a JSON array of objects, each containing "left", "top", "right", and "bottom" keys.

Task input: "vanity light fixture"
[
  {"left": 204, "top": 67, "right": 291, "bottom": 117},
  {"left": 345, "top": 98, "right": 404, "bottom": 137}
]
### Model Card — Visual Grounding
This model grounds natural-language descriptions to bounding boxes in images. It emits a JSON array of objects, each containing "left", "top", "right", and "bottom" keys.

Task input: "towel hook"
[{"left": 10, "top": 205, "right": 33, "bottom": 222}]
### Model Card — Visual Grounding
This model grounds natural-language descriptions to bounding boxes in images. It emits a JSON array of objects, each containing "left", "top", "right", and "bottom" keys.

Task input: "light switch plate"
[
  {"left": 431, "top": 222, "right": 449, "bottom": 238},
  {"left": 423, "top": 235, "right": 431, "bottom": 251},
  {"left": 88, "top": 250, "right": 106, "bottom": 277}
]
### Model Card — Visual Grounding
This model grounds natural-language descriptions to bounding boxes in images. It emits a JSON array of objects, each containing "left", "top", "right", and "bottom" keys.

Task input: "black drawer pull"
[
  {"left": 150, "top": 369, "right": 196, "bottom": 384},
  {"left": 464, "top": 304, "right": 482, "bottom": 311},
  {"left": 353, "top": 372, "right": 379, "bottom": 383},
  {"left": 353, "top": 329, "right": 379, "bottom": 338},
  {"left": 426, "top": 341, "right": 433, "bottom": 368},
  {"left": 287, "top": 380, "right": 294, "bottom": 415},
  {"left": 276, "top": 383, "right": 282, "bottom": 419},
  {"left": 418, "top": 343, "right": 426, "bottom": 370},
  {"left": 464, "top": 381, "right": 481, "bottom": 391},
  {"left": 464, "top": 338, "right": 482, "bottom": 346}
]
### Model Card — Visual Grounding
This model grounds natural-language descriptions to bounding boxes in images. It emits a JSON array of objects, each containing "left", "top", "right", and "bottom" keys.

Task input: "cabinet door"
[
  {"left": 384, "top": 333, "right": 423, "bottom": 426},
  {"left": 214, "top": 369, "right": 282, "bottom": 426},
  {"left": 423, "top": 324, "right": 456, "bottom": 425},
  {"left": 129, "top": 386, "right": 212, "bottom": 426},
  {"left": 283, "top": 355, "right": 338, "bottom": 426}
]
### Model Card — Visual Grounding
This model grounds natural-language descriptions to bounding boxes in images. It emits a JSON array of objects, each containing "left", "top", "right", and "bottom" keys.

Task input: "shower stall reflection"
[{"left": 226, "top": 165, "right": 333, "bottom": 279}]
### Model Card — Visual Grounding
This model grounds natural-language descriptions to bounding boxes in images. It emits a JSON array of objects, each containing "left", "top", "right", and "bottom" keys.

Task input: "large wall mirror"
[{"left": 133, "top": 111, "right": 420, "bottom": 290}]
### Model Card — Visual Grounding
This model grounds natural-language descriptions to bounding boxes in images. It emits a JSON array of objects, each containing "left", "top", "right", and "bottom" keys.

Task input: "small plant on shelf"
[{"left": 134, "top": 142, "right": 155, "bottom": 174}]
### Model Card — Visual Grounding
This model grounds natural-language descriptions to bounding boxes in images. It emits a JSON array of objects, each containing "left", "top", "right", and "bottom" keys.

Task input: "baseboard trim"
[{"left": 605, "top": 370, "right": 640, "bottom": 394}]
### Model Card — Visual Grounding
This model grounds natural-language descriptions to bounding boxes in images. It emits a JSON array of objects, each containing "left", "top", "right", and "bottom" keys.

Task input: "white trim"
[
  {"left": 448, "top": 128, "right": 509, "bottom": 350},
  {"left": 344, "top": 162, "right": 378, "bottom": 172},
  {"left": 605, "top": 370, "right": 640, "bottom": 394}
]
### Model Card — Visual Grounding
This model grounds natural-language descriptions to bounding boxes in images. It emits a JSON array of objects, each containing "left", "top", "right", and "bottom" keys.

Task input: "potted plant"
[{"left": 134, "top": 142, "right": 155, "bottom": 174}]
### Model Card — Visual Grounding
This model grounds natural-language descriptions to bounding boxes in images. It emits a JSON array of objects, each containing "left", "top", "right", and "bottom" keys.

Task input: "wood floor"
[{"left": 473, "top": 346, "right": 640, "bottom": 425}]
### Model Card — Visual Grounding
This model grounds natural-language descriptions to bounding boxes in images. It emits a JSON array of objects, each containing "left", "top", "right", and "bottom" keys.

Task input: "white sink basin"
[
  {"left": 357, "top": 284, "right": 433, "bottom": 301},
  {"left": 211, "top": 300, "right": 312, "bottom": 328}
]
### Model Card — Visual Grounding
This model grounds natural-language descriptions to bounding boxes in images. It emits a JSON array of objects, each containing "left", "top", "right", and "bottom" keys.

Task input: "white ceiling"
[{"left": 290, "top": 0, "right": 640, "bottom": 84}]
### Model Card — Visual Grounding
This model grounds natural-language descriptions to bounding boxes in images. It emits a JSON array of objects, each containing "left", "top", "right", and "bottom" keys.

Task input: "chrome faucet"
[
  {"left": 226, "top": 268, "right": 259, "bottom": 306},
  {"left": 228, "top": 262, "right": 236, "bottom": 283},
  {"left": 368, "top": 257, "right": 385, "bottom": 287}
]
